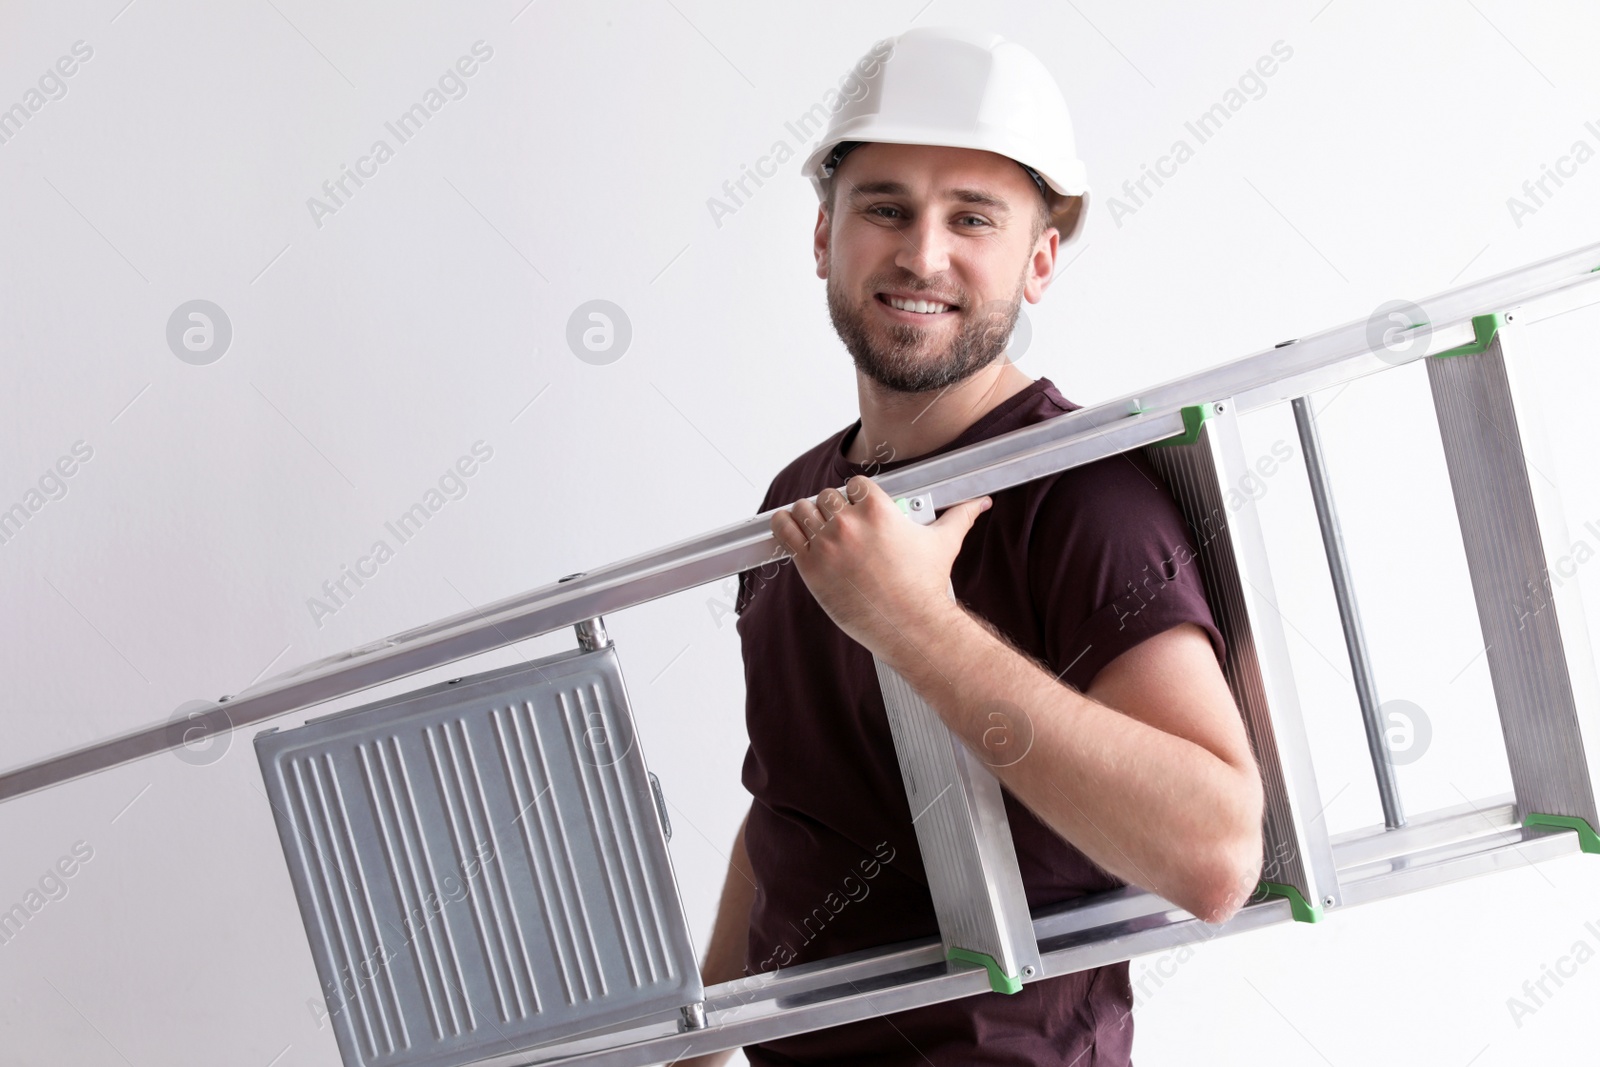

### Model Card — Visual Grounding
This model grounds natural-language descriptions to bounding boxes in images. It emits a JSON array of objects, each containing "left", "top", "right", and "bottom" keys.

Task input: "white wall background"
[{"left": 2, "top": 1, "right": 1598, "bottom": 1064}]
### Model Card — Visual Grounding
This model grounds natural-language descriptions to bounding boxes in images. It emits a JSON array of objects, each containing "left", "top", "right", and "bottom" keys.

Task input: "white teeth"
[{"left": 887, "top": 296, "right": 952, "bottom": 314}]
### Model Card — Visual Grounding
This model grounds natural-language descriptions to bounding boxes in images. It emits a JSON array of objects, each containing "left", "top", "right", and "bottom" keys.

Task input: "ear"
[
  {"left": 814, "top": 203, "right": 831, "bottom": 280},
  {"left": 1023, "top": 224, "right": 1060, "bottom": 304}
]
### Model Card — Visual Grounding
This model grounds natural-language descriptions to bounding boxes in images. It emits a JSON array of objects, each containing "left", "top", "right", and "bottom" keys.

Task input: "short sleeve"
[
  {"left": 1028, "top": 449, "right": 1227, "bottom": 693},
  {"left": 736, "top": 476, "right": 784, "bottom": 618}
]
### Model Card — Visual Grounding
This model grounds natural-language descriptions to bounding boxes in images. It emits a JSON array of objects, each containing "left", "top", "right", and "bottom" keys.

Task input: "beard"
[{"left": 826, "top": 267, "right": 1025, "bottom": 394}]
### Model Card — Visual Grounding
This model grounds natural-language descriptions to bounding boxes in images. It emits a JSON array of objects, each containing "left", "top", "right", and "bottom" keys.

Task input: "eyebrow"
[{"left": 844, "top": 180, "right": 1013, "bottom": 216}]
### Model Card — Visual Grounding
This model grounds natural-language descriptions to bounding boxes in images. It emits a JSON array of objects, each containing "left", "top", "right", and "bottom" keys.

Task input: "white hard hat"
[{"left": 800, "top": 26, "right": 1091, "bottom": 244}]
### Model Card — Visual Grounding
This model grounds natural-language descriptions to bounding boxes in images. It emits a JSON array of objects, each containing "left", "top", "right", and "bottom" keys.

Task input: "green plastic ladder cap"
[
  {"left": 947, "top": 946, "right": 1024, "bottom": 995},
  {"left": 1256, "top": 881, "right": 1325, "bottom": 923},
  {"left": 1153, "top": 402, "right": 1219, "bottom": 448},
  {"left": 1431, "top": 313, "right": 1503, "bottom": 360},
  {"left": 1524, "top": 813, "right": 1600, "bottom": 854}
]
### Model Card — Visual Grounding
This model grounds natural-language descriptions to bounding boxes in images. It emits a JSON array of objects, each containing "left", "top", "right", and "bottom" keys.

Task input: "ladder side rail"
[
  {"left": 510, "top": 804, "right": 1584, "bottom": 1067},
  {"left": 501, "top": 900, "right": 1300, "bottom": 1067},
  {"left": 5, "top": 251, "right": 1598, "bottom": 803}
]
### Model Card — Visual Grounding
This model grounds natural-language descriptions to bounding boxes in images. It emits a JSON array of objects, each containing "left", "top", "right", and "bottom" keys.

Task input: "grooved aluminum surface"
[
  {"left": 1427, "top": 332, "right": 1600, "bottom": 828},
  {"left": 254, "top": 646, "right": 701, "bottom": 1067},
  {"left": 872, "top": 657, "right": 1040, "bottom": 982},
  {"left": 1142, "top": 405, "right": 1339, "bottom": 912}
]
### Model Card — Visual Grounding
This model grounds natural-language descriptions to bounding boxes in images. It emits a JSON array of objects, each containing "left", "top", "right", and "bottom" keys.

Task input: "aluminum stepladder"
[{"left": 3, "top": 240, "right": 1600, "bottom": 1066}]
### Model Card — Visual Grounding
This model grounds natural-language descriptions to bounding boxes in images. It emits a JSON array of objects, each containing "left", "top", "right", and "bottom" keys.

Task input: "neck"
[{"left": 844, "top": 357, "right": 1035, "bottom": 466}]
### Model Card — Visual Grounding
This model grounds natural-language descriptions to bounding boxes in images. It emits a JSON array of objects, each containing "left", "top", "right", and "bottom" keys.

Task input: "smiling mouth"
[{"left": 875, "top": 293, "right": 959, "bottom": 316}]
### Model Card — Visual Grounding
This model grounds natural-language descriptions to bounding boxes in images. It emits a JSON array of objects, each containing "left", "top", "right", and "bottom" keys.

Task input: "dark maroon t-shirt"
[{"left": 735, "top": 377, "right": 1226, "bottom": 1066}]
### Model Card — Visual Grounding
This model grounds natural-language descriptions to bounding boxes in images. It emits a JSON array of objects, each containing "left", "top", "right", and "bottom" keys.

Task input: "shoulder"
[
  {"left": 1024, "top": 448, "right": 1224, "bottom": 688},
  {"left": 1034, "top": 447, "right": 1185, "bottom": 544},
  {"left": 989, "top": 377, "right": 1082, "bottom": 440}
]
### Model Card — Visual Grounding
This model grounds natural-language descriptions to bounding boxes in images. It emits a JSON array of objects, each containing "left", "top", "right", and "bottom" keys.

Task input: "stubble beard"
[{"left": 826, "top": 265, "right": 1026, "bottom": 395}]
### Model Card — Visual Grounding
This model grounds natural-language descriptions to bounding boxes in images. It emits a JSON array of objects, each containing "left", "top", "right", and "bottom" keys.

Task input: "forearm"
[
  {"left": 882, "top": 605, "right": 1261, "bottom": 921},
  {"left": 698, "top": 808, "right": 757, "bottom": 986},
  {"left": 677, "top": 812, "right": 756, "bottom": 1067}
]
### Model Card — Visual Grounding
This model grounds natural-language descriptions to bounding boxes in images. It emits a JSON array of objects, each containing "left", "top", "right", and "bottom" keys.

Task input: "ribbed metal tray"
[{"left": 254, "top": 644, "right": 702, "bottom": 1067}]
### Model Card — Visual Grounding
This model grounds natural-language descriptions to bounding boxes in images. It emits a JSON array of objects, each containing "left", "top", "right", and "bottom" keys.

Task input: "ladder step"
[
  {"left": 872, "top": 655, "right": 1041, "bottom": 994},
  {"left": 1426, "top": 324, "right": 1600, "bottom": 844}
]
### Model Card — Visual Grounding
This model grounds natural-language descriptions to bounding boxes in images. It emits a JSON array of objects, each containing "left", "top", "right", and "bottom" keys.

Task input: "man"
[{"left": 687, "top": 27, "right": 1264, "bottom": 1066}]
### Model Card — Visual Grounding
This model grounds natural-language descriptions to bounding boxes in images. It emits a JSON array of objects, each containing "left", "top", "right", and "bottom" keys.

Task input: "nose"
[{"left": 893, "top": 212, "right": 953, "bottom": 278}]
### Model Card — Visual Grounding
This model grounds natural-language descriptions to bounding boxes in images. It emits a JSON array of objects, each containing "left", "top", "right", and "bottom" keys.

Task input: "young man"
[{"left": 688, "top": 28, "right": 1264, "bottom": 1066}]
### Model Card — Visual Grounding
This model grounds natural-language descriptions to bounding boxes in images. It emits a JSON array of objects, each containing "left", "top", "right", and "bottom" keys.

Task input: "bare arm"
[
  {"left": 678, "top": 808, "right": 756, "bottom": 1067},
  {"left": 903, "top": 612, "right": 1265, "bottom": 923},
  {"left": 771, "top": 478, "right": 1264, "bottom": 923}
]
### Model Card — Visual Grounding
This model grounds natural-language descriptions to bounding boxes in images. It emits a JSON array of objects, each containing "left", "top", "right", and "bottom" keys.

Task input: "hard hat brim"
[{"left": 802, "top": 125, "right": 1090, "bottom": 244}]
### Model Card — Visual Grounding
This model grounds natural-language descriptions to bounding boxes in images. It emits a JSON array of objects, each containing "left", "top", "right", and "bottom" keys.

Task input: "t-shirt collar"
[{"left": 831, "top": 376, "right": 1057, "bottom": 480}]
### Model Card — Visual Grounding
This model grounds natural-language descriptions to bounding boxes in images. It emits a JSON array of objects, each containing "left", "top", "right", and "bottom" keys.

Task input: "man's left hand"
[{"left": 771, "top": 475, "right": 991, "bottom": 659}]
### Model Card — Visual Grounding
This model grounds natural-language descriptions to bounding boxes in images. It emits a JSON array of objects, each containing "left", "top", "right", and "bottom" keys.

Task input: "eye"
[
  {"left": 867, "top": 204, "right": 905, "bottom": 220},
  {"left": 956, "top": 214, "right": 992, "bottom": 228}
]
